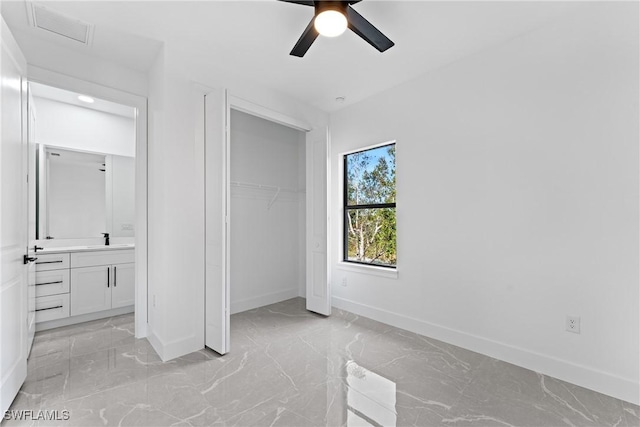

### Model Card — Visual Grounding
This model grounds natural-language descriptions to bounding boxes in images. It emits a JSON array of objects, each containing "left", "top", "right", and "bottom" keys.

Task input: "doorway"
[
  {"left": 26, "top": 74, "right": 148, "bottom": 338},
  {"left": 204, "top": 92, "right": 330, "bottom": 355}
]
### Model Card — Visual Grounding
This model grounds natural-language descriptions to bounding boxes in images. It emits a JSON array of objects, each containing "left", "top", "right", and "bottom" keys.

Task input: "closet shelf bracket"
[{"left": 267, "top": 187, "right": 281, "bottom": 210}]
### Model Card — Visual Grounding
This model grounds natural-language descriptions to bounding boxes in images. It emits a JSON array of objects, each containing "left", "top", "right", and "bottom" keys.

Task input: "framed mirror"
[{"left": 37, "top": 145, "right": 135, "bottom": 240}]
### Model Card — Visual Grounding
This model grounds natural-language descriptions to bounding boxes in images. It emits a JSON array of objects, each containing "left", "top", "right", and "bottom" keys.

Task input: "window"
[{"left": 344, "top": 143, "right": 396, "bottom": 268}]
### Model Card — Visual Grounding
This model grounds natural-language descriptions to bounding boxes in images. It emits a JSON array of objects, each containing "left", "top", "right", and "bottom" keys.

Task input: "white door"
[
  {"left": 204, "top": 89, "right": 230, "bottom": 355},
  {"left": 111, "top": 263, "right": 135, "bottom": 308},
  {"left": 70, "top": 266, "right": 111, "bottom": 316},
  {"left": 1, "top": 19, "right": 28, "bottom": 415},
  {"left": 306, "top": 127, "right": 331, "bottom": 315},
  {"left": 26, "top": 86, "right": 37, "bottom": 353}
]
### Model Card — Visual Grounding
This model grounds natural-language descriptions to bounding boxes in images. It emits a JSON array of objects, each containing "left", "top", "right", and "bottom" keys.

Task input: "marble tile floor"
[{"left": 6, "top": 297, "right": 639, "bottom": 427}]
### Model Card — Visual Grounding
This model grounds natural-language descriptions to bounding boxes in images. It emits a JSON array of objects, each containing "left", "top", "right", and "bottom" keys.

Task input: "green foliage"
[{"left": 346, "top": 145, "right": 396, "bottom": 266}]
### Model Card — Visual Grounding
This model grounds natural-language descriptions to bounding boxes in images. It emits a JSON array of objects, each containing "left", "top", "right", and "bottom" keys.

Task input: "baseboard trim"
[
  {"left": 146, "top": 328, "right": 201, "bottom": 362},
  {"left": 146, "top": 328, "right": 164, "bottom": 361},
  {"left": 36, "top": 306, "right": 134, "bottom": 332},
  {"left": 332, "top": 296, "right": 639, "bottom": 405},
  {"left": 231, "top": 288, "right": 299, "bottom": 314}
]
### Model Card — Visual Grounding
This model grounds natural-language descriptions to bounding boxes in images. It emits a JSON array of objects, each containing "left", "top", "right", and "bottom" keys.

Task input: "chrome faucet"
[{"left": 102, "top": 232, "right": 110, "bottom": 246}]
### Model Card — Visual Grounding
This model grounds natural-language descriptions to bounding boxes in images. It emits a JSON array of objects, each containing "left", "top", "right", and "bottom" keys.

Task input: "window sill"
[{"left": 336, "top": 262, "right": 399, "bottom": 279}]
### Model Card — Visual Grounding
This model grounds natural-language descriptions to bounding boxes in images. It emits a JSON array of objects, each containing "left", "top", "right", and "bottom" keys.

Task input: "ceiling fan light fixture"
[
  {"left": 281, "top": 0, "right": 394, "bottom": 57},
  {"left": 314, "top": 10, "right": 347, "bottom": 37}
]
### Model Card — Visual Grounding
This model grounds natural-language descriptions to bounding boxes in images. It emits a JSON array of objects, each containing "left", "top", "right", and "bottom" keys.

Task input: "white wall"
[
  {"left": 329, "top": 3, "right": 639, "bottom": 405},
  {"left": 146, "top": 49, "right": 209, "bottom": 360},
  {"left": 229, "top": 110, "right": 305, "bottom": 313},
  {"left": 33, "top": 97, "right": 135, "bottom": 157}
]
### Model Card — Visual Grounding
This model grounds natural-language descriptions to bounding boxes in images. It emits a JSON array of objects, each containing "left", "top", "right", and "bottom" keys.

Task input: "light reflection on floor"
[{"left": 346, "top": 360, "right": 397, "bottom": 427}]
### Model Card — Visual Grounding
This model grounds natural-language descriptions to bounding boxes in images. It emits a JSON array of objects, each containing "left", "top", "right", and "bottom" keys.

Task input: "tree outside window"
[{"left": 344, "top": 143, "right": 396, "bottom": 268}]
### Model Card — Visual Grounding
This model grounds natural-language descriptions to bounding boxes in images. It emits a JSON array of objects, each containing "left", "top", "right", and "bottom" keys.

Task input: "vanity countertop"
[{"left": 37, "top": 244, "right": 135, "bottom": 254}]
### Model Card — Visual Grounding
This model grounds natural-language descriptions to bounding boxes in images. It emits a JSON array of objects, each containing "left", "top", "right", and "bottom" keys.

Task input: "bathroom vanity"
[{"left": 34, "top": 244, "right": 134, "bottom": 330}]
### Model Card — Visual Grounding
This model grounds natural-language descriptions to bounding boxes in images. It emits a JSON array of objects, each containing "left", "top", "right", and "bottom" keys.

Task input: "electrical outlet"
[
  {"left": 566, "top": 316, "right": 580, "bottom": 334},
  {"left": 341, "top": 277, "right": 348, "bottom": 287}
]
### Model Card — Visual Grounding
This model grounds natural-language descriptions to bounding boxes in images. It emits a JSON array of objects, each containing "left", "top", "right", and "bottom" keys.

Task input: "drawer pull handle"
[
  {"left": 36, "top": 281, "right": 63, "bottom": 286},
  {"left": 36, "top": 260, "right": 63, "bottom": 264},
  {"left": 107, "top": 267, "right": 110, "bottom": 288},
  {"left": 114, "top": 266, "right": 117, "bottom": 287},
  {"left": 36, "top": 306, "right": 63, "bottom": 312}
]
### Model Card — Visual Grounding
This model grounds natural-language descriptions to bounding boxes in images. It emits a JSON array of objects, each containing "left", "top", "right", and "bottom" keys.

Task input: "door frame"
[
  {"left": 26, "top": 67, "right": 149, "bottom": 338},
  {"left": 205, "top": 92, "right": 317, "bottom": 353}
]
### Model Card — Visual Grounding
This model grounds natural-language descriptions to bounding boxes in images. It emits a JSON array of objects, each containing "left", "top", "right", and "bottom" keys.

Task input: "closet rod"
[{"left": 230, "top": 180, "right": 299, "bottom": 193}]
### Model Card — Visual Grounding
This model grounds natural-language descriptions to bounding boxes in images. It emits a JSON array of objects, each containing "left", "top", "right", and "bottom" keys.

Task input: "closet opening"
[
  {"left": 228, "top": 109, "right": 306, "bottom": 317},
  {"left": 205, "top": 91, "right": 329, "bottom": 355}
]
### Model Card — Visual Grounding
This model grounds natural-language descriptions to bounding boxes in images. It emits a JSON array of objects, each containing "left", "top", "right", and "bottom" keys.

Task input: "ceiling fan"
[{"left": 279, "top": 0, "right": 394, "bottom": 57}]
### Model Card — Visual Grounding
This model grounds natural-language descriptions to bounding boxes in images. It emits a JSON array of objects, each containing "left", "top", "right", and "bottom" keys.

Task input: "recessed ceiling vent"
[{"left": 27, "top": 3, "right": 94, "bottom": 45}]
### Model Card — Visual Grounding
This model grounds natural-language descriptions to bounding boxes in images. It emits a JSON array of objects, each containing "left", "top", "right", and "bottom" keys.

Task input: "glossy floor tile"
[{"left": 6, "top": 298, "right": 638, "bottom": 426}]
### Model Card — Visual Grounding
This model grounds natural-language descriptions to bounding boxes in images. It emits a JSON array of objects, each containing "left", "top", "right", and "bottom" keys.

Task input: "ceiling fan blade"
[
  {"left": 346, "top": 6, "right": 394, "bottom": 52},
  {"left": 278, "top": 0, "right": 315, "bottom": 6},
  {"left": 290, "top": 18, "right": 319, "bottom": 57}
]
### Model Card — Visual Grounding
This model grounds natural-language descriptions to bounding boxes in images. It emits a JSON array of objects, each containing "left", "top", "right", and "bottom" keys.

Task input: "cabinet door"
[
  {"left": 70, "top": 266, "right": 111, "bottom": 316},
  {"left": 111, "top": 263, "right": 135, "bottom": 309}
]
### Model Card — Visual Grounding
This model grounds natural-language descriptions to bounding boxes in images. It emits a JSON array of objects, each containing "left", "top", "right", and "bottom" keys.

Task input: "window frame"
[{"left": 343, "top": 142, "right": 397, "bottom": 269}]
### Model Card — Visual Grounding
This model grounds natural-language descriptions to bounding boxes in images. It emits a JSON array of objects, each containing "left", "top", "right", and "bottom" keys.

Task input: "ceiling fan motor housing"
[{"left": 315, "top": 1, "right": 348, "bottom": 17}]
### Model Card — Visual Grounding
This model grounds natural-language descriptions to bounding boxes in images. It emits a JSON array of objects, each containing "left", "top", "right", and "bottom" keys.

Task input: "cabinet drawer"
[
  {"left": 35, "top": 253, "right": 70, "bottom": 272},
  {"left": 35, "top": 294, "right": 70, "bottom": 323},
  {"left": 71, "top": 250, "right": 134, "bottom": 268},
  {"left": 35, "top": 269, "right": 70, "bottom": 298}
]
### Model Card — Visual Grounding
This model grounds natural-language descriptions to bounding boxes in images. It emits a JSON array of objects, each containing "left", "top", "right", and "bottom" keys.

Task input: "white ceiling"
[
  {"left": 2, "top": 1, "right": 586, "bottom": 112},
  {"left": 30, "top": 81, "right": 136, "bottom": 118}
]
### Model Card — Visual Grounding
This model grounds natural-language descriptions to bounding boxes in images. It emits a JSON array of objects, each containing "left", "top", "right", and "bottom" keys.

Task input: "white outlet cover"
[{"left": 566, "top": 316, "right": 581, "bottom": 334}]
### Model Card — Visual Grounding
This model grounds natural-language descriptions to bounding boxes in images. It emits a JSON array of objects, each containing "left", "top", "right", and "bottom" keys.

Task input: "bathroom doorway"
[{"left": 26, "top": 75, "right": 148, "bottom": 338}]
